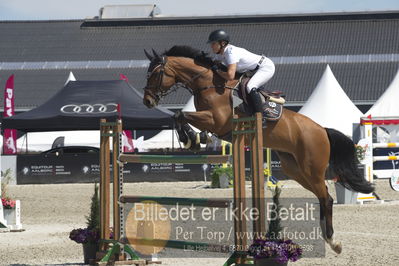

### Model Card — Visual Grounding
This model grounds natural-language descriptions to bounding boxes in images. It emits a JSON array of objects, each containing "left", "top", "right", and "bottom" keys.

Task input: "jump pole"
[
  {"left": 100, "top": 119, "right": 133, "bottom": 262},
  {"left": 119, "top": 154, "right": 229, "bottom": 164},
  {"left": 99, "top": 119, "right": 111, "bottom": 251},
  {"left": 250, "top": 113, "right": 266, "bottom": 235},
  {"left": 112, "top": 120, "right": 123, "bottom": 246}
]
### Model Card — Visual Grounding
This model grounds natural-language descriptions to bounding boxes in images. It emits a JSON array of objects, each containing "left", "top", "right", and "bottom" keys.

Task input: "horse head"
[{"left": 143, "top": 49, "right": 177, "bottom": 108}]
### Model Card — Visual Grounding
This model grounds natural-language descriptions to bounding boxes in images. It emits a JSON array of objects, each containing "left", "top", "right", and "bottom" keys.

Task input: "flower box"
[
  {"left": 4, "top": 209, "right": 15, "bottom": 225},
  {"left": 2, "top": 200, "right": 22, "bottom": 230},
  {"left": 83, "top": 242, "right": 99, "bottom": 264}
]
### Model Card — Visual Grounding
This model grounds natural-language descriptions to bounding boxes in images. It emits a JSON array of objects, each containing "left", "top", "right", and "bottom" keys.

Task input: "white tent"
[
  {"left": 64, "top": 71, "right": 76, "bottom": 85},
  {"left": 139, "top": 96, "right": 197, "bottom": 151},
  {"left": 362, "top": 69, "right": 399, "bottom": 144},
  {"left": 299, "top": 65, "right": 363, "bottom": 137},
  {"left": 137, "top": 128, "right": 180, "bottom": 151},
  {"left": 365, "top": 68, "right": 399, "bottom": 118}
]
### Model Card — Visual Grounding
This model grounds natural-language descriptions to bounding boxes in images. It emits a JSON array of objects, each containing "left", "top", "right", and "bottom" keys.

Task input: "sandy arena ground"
[{"left": 1, "top": 179, "right": 399, "bottom": 266}]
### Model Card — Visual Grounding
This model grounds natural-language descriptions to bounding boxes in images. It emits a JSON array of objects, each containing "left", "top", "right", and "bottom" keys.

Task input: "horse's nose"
[{"left": 143, "top": 98, "right": 152, "bottom": 107}]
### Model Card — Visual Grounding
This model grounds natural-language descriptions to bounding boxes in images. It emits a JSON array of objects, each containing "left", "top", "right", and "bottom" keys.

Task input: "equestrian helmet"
[{"left": 207, "top": 29, "right": 230, "bottom": 43}]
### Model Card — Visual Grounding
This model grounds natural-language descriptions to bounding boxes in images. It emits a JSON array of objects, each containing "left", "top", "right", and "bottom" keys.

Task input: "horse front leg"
[
  {"left": 174, "top": 119, "right": 200, "bottom": 150},
  {"left": 174, "top": 110, "right": 217, "bottom": 150}
]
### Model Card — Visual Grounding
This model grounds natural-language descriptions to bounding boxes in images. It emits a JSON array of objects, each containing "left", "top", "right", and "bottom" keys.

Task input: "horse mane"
[
  {"left": 163, "top": 45, "right": 201, "bottom": 59},
  {"left": 163, "top": 45, "right": 214, "bottom": 68}
]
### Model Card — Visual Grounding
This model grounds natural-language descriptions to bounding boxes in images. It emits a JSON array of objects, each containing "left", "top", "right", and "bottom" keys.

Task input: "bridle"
[
  {"left": 144, "top": 55, "right": 236, "bottom": 102},
  {"left": 144, "top": 56, "right": 214, "bottom": 100},
  {"left": 144, "top": 56, "right": 175, "bottom": 103}
]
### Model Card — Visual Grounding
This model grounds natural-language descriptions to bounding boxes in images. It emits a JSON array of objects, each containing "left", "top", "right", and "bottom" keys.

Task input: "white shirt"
[{"left": 212, "top": 44, "right": 263, "bottom": 73}]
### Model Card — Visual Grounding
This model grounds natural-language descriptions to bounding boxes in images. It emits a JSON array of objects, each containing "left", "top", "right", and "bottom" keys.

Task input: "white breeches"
[{"left": 246, "top": 57, "right": 275, "bottom": 93}]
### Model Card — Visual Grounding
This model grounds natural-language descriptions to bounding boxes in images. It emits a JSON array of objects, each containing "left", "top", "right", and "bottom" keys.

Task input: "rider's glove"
[{"left": 211, "top": 65, "right": 219, "bottom": 72}]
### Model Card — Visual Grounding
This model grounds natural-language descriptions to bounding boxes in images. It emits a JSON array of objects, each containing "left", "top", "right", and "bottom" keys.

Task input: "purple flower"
[
  {"left": 69, "top": 228, "right": 100, "bottom": 244},
  {"left": 248, "top": 237, "right": 303, "bottom": 263}
]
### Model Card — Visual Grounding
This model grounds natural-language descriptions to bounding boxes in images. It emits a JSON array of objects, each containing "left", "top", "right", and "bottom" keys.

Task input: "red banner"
[
  {"left": 3, "top": 75, "right": 17, "bottom": 154},
  {"left": 119, "top": 74, "right": 128, "bottom": 82},
  {"left": 123, "top": 130, "right": 134, "bottom": 152},
  {"left": 119, "top": 75, "right": 133, "bottom": 152}
]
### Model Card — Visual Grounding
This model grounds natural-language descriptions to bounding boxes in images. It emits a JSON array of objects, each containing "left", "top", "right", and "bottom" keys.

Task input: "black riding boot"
[{"left": 249, "top": 89, "right": 264, "bottom": 113}]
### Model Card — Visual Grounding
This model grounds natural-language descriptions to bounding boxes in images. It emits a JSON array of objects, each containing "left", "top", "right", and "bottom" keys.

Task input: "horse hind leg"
[
  {"left": 313, "top": 182, "right": 342, "bottom": 254},
  {"left": 278, "top": 151, "right": 342, "bottom": 254},
  {"left": 277, "top": 151, "right": 314, "bottom": 192},
  {"left": 304, "top": 174, "right": 342, "bottom": 254}
]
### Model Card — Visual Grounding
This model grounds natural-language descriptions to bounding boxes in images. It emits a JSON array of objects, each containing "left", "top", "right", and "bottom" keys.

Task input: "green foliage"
[
  {"left": 86, "top": 183, "right": 100, "bottom": 231},
  {"left": 266, "top": 186, "right": 283, "bottom": 240},
  {"left": 1, "top": 169, "right": 13, "bottom": 199},
  {"left": 355, "top": 144, "right": 366, "bottom": 162},
  {"left": 210, "top": 165, "right": 233, "bottom": 188}
]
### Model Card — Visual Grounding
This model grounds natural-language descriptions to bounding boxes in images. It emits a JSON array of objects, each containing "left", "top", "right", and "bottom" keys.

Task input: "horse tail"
[{"left": 325, "top": 128, "right": 374, "bottom": 194}]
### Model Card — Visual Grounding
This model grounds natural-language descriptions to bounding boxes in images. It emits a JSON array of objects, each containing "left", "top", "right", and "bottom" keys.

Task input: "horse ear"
[
  {"left": 152, "top": 49, "right": 160, "bottom": 60},
  {"left": 144, "top": 49, "right": 153, "bottom": 61}
]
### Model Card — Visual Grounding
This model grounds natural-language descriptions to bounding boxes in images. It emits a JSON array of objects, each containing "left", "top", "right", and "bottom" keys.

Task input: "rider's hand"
[{"left": 211, "top": 65, "right": 219, "bottom": 72}]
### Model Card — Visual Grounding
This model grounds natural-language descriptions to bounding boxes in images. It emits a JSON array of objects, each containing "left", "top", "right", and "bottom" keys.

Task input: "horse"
[{"left": 142, "top": 45, "right": 374, "bottom": 254}]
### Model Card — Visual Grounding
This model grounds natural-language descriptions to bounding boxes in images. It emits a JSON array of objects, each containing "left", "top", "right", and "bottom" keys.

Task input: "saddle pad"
[{"left": 262, "top": 99, "right": 283, "bottom": 121}]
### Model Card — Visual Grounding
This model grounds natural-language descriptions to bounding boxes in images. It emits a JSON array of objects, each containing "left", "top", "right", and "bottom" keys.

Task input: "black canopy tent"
[{"left": 2, "top": 80, "right": 174, "bottom": 132}]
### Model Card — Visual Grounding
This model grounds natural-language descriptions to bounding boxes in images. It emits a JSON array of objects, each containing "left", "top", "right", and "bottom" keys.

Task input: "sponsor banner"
[
  {"left": 391, "top": 173, "right": 399, "bottom": 191},
  {"left": 16, "top": 151, "right": 285, "bottom": 184},
  {"left": 3, "top": 74, "right": 17, "bottom": 155}
]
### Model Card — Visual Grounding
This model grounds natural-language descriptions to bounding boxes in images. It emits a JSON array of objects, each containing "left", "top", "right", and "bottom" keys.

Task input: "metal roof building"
[{"left": 0, "top": 11, "right": 398, "bottom": 112}]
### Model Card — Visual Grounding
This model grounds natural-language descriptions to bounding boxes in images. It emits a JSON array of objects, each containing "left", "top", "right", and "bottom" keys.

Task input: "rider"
[{"left": 207, "top": 29, "right": 275, "bottom": 113}]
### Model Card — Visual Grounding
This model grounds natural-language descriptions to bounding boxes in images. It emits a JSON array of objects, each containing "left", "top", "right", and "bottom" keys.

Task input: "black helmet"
[{"left": 207, "top": 29, "right": 230, "bottom": 44}]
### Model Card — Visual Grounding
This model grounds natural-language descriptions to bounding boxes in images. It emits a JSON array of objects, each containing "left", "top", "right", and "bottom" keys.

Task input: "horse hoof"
[
  {"left": 199, "top": 131, "right": 212, "bottom": 144},
  {"left": 174, "top": 110, "right": 185, "bottom": 123},
  {"left": 194, "top": 142, "right": 201, "bottom": 151},
  {"left": 196, "top": 132, "right": 201, "bottom": 145},
  {"left": 184, "top": 139, "right": 192, "bottom": 149},
  {"left": 331, "top": 241, "right": 342, "bottom": 254}
]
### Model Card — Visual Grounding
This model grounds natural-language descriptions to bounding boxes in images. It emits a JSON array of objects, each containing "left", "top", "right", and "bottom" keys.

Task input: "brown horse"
[{"left": 142, "top": 46, "right": 374, "bottom": 254}]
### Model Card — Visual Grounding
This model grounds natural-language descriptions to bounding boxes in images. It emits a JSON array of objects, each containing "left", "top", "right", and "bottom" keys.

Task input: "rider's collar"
[{"left": 217, "top": 44, "right": 230, "bottom": 55}]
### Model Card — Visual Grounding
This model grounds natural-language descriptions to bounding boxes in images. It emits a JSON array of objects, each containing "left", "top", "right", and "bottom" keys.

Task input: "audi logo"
[{"left": 60, "top": 103, "right": 118, "bottom": 114}]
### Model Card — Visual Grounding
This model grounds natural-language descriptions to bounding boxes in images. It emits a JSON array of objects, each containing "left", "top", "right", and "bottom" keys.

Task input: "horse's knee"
[{"left": 174, "top": 110, "right": 186, "bottom": 123}]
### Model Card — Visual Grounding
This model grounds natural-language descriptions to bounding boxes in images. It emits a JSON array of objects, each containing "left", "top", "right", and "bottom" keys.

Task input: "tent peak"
[{"left": 365, "top": 68, "right": 399, "bottom": 118}]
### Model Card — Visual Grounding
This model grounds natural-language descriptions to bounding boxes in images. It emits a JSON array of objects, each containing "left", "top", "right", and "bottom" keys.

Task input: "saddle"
[{"left": 236, "top": 75, "right": 285, "bottom": 122}]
